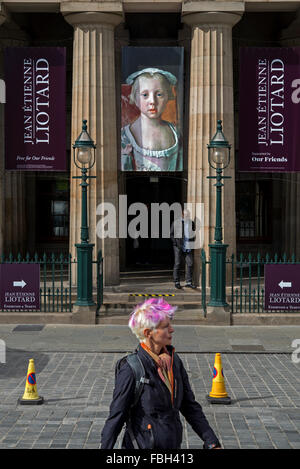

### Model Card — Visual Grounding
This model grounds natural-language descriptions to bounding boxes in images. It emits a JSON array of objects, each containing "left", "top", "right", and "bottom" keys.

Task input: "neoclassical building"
[{"left": 1, "top": 0, "right": 300, "bottom": 286}]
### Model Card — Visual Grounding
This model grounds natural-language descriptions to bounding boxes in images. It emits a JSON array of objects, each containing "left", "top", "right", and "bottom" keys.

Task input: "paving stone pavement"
[{"left": 0, "top": 349, "right": 300, "bottom": 449}]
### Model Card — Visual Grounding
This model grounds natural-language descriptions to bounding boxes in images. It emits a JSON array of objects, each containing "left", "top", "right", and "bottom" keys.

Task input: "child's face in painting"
[{"left": 135, "top": 75, "right": 169, "bottom": 119}]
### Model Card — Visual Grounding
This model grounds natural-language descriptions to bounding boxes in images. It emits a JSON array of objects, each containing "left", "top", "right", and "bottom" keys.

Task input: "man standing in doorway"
[{"left": 170, "top": 209, "right": 196, "bottom": 289}]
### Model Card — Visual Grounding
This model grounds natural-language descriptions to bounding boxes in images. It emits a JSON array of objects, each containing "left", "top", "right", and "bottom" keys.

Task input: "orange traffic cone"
[
  {"left": 18, "top": 359, "right": 44, "bottom": 405},
  {"left": 206, "top": 353, "right": 231, "bottom": 404}
]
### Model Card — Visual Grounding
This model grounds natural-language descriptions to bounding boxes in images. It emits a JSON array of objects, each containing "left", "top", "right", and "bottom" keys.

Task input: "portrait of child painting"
[{"left": 121, "top": 52, "right": 183, "bottom": 172}]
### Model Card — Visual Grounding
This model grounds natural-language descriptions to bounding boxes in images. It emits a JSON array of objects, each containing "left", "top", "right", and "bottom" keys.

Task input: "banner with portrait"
[
  {"left": 5, "top": 47, "right": 66, "bottom": 171},
  {"left": 239, "top": 47, "right": 300, "bottom": 172},
  {"left": 121, "top": 47, "right": 184, "bottom": 172}
]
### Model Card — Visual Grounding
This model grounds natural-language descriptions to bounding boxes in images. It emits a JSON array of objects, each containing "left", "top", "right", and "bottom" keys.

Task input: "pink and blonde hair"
[{"left": 128, "top": 298, "right": 176, "bottom": 342}]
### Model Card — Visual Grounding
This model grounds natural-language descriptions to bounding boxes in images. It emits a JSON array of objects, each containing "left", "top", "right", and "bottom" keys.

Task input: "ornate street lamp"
[
  {"left": 207, "top": 120, "right": 231, "bottom": 307},
  {"left": 73, "top": 119, "right": 96, "bottom": 307}
]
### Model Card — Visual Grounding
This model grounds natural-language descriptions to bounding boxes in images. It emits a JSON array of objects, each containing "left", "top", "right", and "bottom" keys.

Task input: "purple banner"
[
  {"left": 264, "top": 264, "right": 300, "bottom": 311},
  {"left": 0, "top": 264, "right": 40, "bottom": 310},
  {"left": 5, "top": 47, "right": 66, "bottom": 171},
  {"left": 239, "top": 47, "right": 300, "bottom": 172}
]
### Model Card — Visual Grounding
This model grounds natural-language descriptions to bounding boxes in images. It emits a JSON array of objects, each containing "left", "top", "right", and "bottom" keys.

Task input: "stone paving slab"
[
  {"left": 0, "top": 325, "right": 300, "bottom": 449},
  {"left": 0, "top": 325, "right": 300, "bottom": 353},
  {"left": 0, "top": 350, "right": 299, "bottom": 449}
]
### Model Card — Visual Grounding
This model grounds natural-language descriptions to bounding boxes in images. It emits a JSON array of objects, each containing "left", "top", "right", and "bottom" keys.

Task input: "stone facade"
[{"left": 1, "top": 0, "right": 300, "bottom": 286}]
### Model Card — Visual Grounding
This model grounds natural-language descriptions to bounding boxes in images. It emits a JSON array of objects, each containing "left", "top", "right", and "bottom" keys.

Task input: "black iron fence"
[
  {"left": 201, "top": 250, "right": 300, "bottom": 314},
  {"left": 0, "top": 251, "right": 103, "bottom": 312}
]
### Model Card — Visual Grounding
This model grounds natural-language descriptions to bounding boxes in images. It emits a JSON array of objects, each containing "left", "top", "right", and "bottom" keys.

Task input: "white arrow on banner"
[
  {"left": 279, "top": 280, "right": 292, "bottom": 289},
  {"left": 13, "top": 280, "right": 26, "bottom": 288}
]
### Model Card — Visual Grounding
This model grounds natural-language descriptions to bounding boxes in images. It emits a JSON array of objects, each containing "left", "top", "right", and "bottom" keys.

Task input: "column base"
[
  {"left": 72, "top": 304, "right": 96, "bottom": 324},
  {"left": 206, "top": 305, "right": 231, "bottom": 325}
]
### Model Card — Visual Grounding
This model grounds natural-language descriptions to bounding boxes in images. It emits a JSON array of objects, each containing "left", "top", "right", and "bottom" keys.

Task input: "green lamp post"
[
  {"left": 73, "top": 119, "right": 96, "bottom": 307},
  {"left": 207, "top": 120, "right": 231, "bottom": 307}
]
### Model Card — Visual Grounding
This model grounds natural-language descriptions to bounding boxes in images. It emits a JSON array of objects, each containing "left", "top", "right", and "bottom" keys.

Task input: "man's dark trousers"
[{"left": 173, "top": 246, "right": 193, "bottom": 284}]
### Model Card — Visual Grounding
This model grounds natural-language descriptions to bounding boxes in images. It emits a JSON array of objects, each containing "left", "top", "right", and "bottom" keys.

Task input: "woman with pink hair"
[{"left": 101, "top": 298, "right": 221, "bottom": 450}]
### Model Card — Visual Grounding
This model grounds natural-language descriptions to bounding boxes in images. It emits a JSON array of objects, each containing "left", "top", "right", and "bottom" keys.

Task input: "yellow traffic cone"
[
  {"left": 206, "top": 353, "right": 231, "bottom": 404},
  {"left": 18, "top": 359, "right": 44, "bottom": 405}
]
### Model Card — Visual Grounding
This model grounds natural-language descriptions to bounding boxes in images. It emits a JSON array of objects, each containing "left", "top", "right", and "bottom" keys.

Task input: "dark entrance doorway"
[{"left": 125, "top": 175, "right": 183, "bottom": 269}]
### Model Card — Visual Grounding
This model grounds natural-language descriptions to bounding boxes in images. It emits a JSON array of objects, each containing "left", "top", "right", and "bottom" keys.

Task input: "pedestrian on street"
[
  {"left": 170, "top": 209, "right": 197, "bottom": 289},
  {"left": 101, "top": 298, "right": 221, "bottom": 449}
]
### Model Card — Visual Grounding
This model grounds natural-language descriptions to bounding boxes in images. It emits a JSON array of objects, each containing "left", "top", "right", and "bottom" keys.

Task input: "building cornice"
[
  {"left": 182, "top": 1, "right": 245, "bottom": 14},
  {"left": 1, "top": 0, "right": 300, "bottom": 15},
  {"left": 61, "top": 1, "right": 123, "bottom": 14}
]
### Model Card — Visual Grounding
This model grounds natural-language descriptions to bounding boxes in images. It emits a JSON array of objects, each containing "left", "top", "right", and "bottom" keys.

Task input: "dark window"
[
  {"left": 236, "top": 180, "right": 272, "bottom": 242},
  {"left": 36, "top": 176, "right": 69, "bottom": 242}
]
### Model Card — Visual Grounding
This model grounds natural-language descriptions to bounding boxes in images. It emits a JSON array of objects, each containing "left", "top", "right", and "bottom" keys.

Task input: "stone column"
[
  {"left": 115, "top": 23, "right": 129, "bottom": 271},
  {"left": 0, "top": 10, "right": 28, "bottom": 256},
  {"left": 64, "top": 11, "right": 123, "bottom": 286},
  {"left": 280, "top": 10, "right": 300, "bottom": 258},
  {"left": 182, "top": 11, "right": 242, "bottom": 289},
  {"left": 0, "top": 6, "right": 6, "bottom": 255}
]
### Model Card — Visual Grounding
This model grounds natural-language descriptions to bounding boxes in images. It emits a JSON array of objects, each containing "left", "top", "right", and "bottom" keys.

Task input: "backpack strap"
[
  {"left": 125, "top": 352, "right": 149, "bottom": 449},
  {"left": 126, "top": 352, "right": 149, "bottom": 408}
]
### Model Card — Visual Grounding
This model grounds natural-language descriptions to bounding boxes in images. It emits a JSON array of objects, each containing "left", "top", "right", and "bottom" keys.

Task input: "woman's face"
[
  {"left": 135, "top": 75, "right": 169, "bottom": 119},
  {"left": 149, "top": 318, "right": 174, "bottom": 348}
]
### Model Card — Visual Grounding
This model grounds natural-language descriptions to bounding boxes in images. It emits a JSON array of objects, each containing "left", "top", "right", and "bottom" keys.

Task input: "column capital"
[
  {"left": 182, "top": 11, "right": 243, "bottom": 28},
  {"left": 63, "top": 11, "right": 124, "bottom": 28},
  {"left": 0, "top": 3, "right": 10, "bottom": 27}
]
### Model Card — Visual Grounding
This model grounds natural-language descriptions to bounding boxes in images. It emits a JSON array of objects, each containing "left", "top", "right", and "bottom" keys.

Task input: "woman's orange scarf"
[{"left": 141, "top": 342, "right": 174, "bottom": 403}]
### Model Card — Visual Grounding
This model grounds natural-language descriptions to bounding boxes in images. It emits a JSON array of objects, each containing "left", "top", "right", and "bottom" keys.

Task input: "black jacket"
[
  {"left": 170, "top": 219, "right": 196, "bottom": 250},
  {"left": 101, "top": 344, "right": 220, "bottom": 449}
]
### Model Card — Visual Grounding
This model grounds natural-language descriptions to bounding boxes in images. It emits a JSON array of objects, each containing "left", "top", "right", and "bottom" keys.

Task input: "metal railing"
[
  {"left": 0, "top": 251, "right": 104, "bottom": 313},
  {"left": 231, "top": 253, "right": 300, "bottom": 314},
  {"left": 201, "top": 250, "right": 300, "bottom": 314},
  {"left": 201, "top": 249, "right": 207, "bottom": 317},
  {"left": 95, "top": 250, "right": 104, "bottom": 311},
  {"left": 0, "top": 252, "right": 72, "bottom": 312}
]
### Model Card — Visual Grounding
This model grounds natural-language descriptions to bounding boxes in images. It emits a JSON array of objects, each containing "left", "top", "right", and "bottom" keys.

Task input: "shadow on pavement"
[
  {"left": 0, "top": 348, "right": 49, "bottom": 379},
  {"left": 44, "top": 396, "right": 88, "bottom": 403},
  {"left": 231, "top": 395, "right": 274, "bottom": 404}
]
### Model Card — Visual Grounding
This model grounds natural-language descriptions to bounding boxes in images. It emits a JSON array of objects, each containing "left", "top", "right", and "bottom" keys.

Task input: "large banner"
[
  {"left": 121, "top": 47, "right": 184, "bottom": 172},
  {"left": 239, "top": 47, "right": 300, "bottom": 172},
  {"left": 5, "top": 47, "right": 66, "bottom": 171}
]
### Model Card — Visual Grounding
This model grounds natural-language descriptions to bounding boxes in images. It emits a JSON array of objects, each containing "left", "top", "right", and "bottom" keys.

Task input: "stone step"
[
  {"left": 102, "top": 292, "right": 202, "bottom": 303},
  {"left": 100, "top": 288, "right": 205, "bottom": 319},
  {"left": 96, "top": 308, "right": 206, "bottom": 325},
  {"left": 99, "top": 303, "right": 202, "bottom": 317}
]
